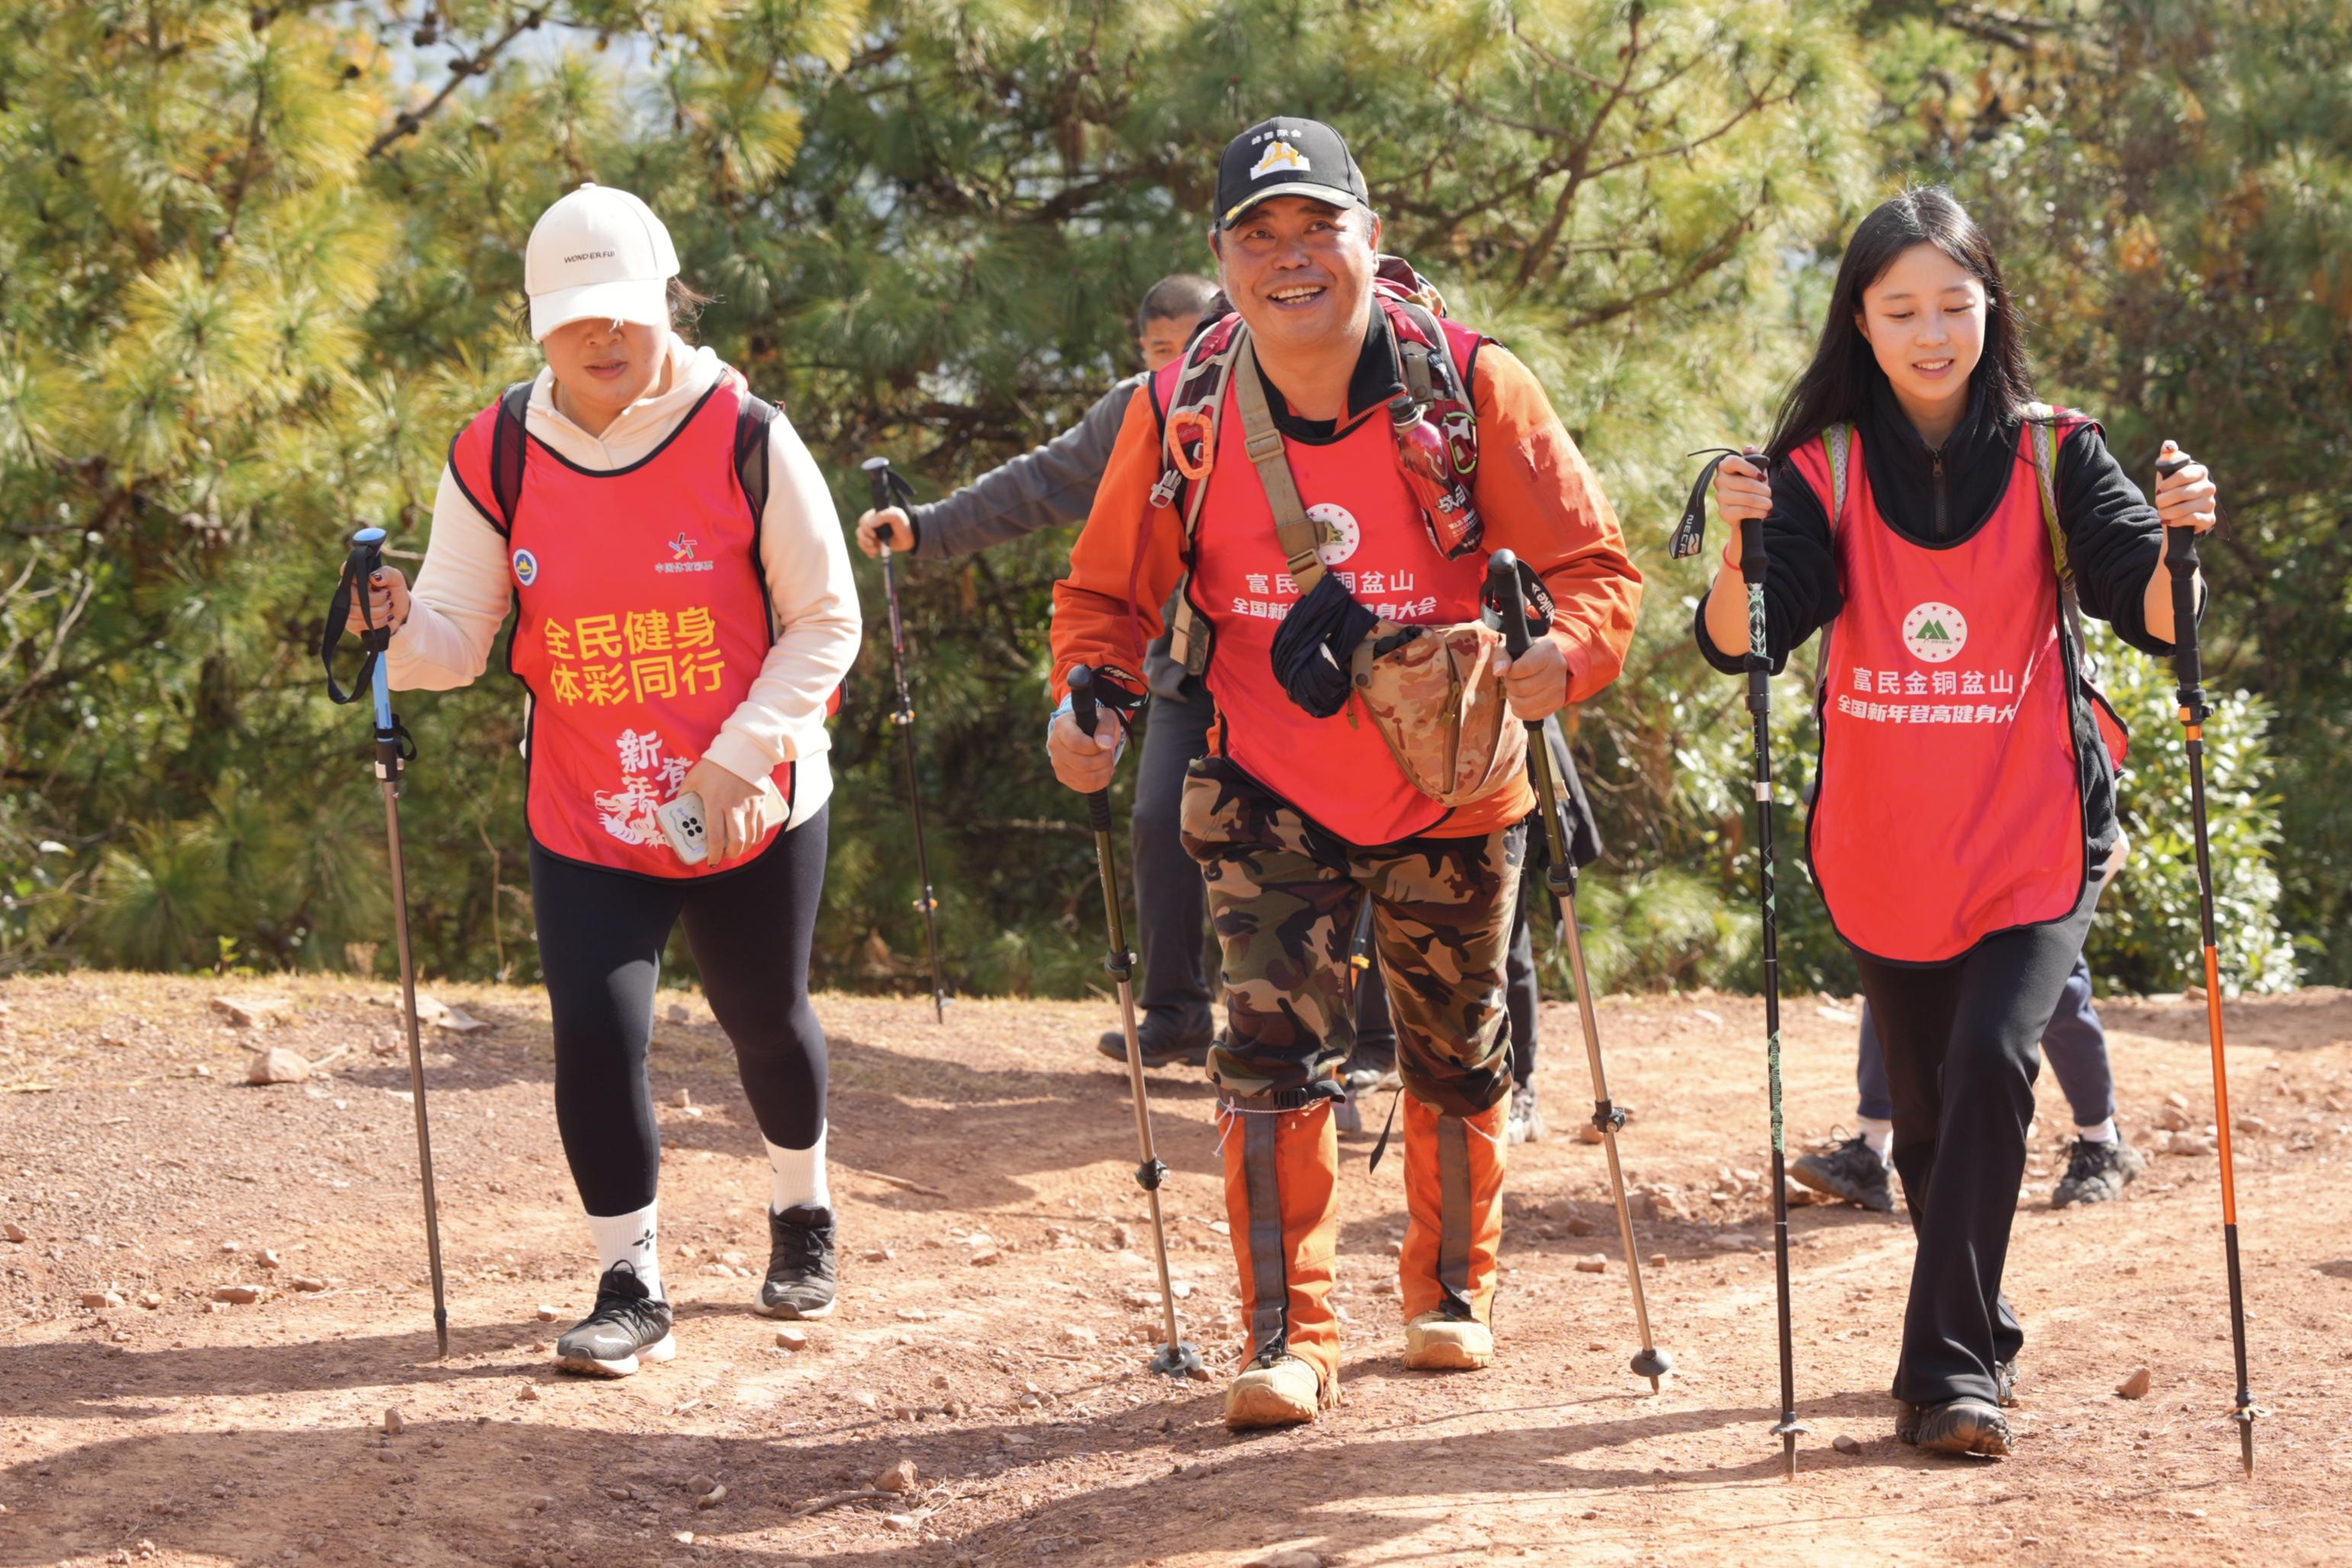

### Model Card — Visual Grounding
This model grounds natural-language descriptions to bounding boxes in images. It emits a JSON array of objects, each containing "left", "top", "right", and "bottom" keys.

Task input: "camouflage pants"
[{"left": 1179, "top": 756, "right": 1523, "bottom": 1117}]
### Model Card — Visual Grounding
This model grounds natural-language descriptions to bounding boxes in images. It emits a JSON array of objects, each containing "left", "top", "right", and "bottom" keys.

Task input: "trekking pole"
[
  {"left": 860, "top": 455, "right": 949, "bottom": 1023},
  {"left": 321, "top": 526, "right": 450, "bottom": 1358},
  {"left": 2157, "top": 447, "right": 2261, "bottom": 1476},
  {"left": 1069, "top": 665, "right": 1202, "bottom": 1380},
  {"left": 1487, "top": 552, "right": 1671, "bottom": 1394},
  {"left": 1669, "top": 447, "right": 1805, "bottom": 1475}
]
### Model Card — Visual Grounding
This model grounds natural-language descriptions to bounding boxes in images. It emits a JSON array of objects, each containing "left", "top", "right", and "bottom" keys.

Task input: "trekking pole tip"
[
  {"left": 1149, "top": 1340, "right": 1204, "bottom": 1380},
  {"left": 1630, "top": 1345, "right": 1673, "bottom": 1389}
]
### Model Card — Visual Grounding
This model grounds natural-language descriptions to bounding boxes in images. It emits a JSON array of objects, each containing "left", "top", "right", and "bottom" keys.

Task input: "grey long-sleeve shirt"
[{"left": 907, "top": 374, "right": 1142, "bottom": 559}]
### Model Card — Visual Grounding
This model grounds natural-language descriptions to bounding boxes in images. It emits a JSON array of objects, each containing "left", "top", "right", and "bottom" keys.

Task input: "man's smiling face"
[{"left": 1215, "top": 195, "right": 1382, "bottom": 362}]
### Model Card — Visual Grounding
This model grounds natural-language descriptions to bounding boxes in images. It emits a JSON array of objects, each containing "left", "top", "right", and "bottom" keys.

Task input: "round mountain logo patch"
[
  {"left": 1902, "top": 601, "right": 1967, "bottom": 662},
  {"left": 1308, "top": 502, "right": 1360, "bottom": 568},
  {"left": 512, "top": 548, "right": 539, "bottom": 588}
]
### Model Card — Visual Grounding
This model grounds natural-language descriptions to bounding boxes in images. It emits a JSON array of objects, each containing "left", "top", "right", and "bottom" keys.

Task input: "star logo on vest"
[
  {"left": 1902, "top": 601, "right": 1969, "bottom": 662},
  {"left": 1308, "top": 502, "right": 1360, "bottom": 567},
  {"left": 1250, "top": 140, "right": 1310, "bottom": 180},
  {"left": 657, "top": 534, "right": 714, "bottom": 575},
  {"left": 512, "top": 548, "right": 539, "bottom": 588}
]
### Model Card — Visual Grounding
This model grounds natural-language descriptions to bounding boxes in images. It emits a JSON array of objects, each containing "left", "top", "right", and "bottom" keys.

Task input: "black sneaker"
[
  {"left": 1506, "top": 1081, "right": 1547, "bottom": 1145},
  {"left": 1096, "top": 1018, "right": 1213, "bottom": 1069},
  {"left": 1789, "top": 1134, "right": 1895, "bottom": 1213},
  {"left": 1911, "top": 1396, "right": 2011, "bottom": 1457},
  {"left": 555, "top": 1262, "right": 675, "bottom": 1378},
  {"left": 754, "top": 1204, "right": 838, "bottom": 1319},
  {"left": 2050, "top": 1134, "right": 2145, "bottom": 1208}
]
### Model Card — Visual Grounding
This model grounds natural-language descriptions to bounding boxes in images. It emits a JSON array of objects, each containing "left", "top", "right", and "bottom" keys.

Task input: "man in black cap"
[{"left": 1045, "top": 116, "right": 1641, "bottom": 1428}]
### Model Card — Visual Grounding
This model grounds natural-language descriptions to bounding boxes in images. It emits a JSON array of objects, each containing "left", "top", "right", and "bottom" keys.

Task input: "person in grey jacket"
[
  {"left": 855, "top": 276, "right": 1235, "bottom": 1067},
  {"left": 855, "top": 278, "right": 1215, "bottom": 561}
]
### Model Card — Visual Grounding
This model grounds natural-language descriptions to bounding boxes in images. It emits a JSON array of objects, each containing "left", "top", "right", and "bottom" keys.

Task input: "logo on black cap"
[{"left": 1217, "top": 117, "right": 1370, "bottom": 228}]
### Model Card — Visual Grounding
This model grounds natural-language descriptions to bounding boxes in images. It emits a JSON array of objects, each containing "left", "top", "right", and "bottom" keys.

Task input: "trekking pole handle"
[
  {"left": 2157, "top": 450, "right": 2203, "bottom": 700},
  {"left": 1487, "top": 550, "right": 1536, "bottom": 663},
  {"left": 348, "top": 527, "right": 397, "bottom": 734},
  {"left": 1737, "top": 448, "right": 1770, "bottom": 587},
  {"left": 862, "top": 455, "right": 894, "bottom": 521},
  {"left": 1067, "top": 665, "right": 1115, "bottom": 834}
]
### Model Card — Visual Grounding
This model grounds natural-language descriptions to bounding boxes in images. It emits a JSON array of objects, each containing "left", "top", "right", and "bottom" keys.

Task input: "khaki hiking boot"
[
  {"left": 1224, "top": 1354, "right": 1325, "bottom": 1429},
  {"left": 1404, "top": 1310, "right": 1494, "bottom": 1371}
]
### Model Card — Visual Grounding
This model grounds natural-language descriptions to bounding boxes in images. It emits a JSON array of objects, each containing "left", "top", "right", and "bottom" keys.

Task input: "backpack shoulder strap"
[
  {"left": 1163, "top": 322, "right": 1247, "bottom": 679},
  {"left": 486, "top": 380, "right": 534, "bottom": 532},
  {"left": 1231, "top": 333, "right": 1329, "bottom": 595},
  {"left": 2021, "top": 401, "right": 2069, "bottom": 583},
  {"left": 1824, "top": 422, "right": 1853, "bottom": 527},
  {"left": 733, "top": 389, "right": 780, "bottom": 524},
  {"left": 1812, "top": 423, "right": 1854, "bottom": 707},
  {"left": 2021, "top": 400, "right": 2097, "bottom": 671},
  {"left": 1388, "top": 299, "right": 1472, "bottom": 402}
]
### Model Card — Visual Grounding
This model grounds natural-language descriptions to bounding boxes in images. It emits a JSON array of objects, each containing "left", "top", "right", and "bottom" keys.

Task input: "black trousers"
[
  {"left": 1135, "top": 691, "right": 1541, "bottom": 1081},
  {"left": 530, "top": 811, "right": 831, "bottom": 1217},
  {"left": 1131, "top": 691, "right": 1218, "bottom": 1037},
  {"left": 1851, "top": 867, "right": 2107, "bottom": 1408}
]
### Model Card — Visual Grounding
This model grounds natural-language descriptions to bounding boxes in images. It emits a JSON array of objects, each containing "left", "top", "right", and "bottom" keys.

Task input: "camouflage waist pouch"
[{"left": 1347, "top": 620, "right": 1527, "bottom": 808}]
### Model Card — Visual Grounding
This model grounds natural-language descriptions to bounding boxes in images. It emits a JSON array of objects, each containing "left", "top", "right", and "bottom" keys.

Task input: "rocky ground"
[{"left": 2, "top": 972, "right": 2348, "bottom": 1566}]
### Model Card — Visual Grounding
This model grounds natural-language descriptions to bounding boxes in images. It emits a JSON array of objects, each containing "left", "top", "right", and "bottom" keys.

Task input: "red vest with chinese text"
[
  {"left": 1173, "top": 319, "right": 1493, "bottom": 845},
  {"left": 451, "top": 379, "right": 788, "bottom": 880},
  {"left": 1792, "top": 417, "right": 2093, "bottom": 964}
]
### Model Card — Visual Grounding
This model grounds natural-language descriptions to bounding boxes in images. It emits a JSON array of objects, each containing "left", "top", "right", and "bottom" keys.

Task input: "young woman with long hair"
[{"left": 1698, "top": 186, "right": 2219, "bottom": 1455}]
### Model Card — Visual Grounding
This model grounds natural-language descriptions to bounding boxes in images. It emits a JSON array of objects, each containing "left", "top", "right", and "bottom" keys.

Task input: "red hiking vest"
[
  {"left": 1793, "top": 415, "right": 2102, "bottom": 963},
  {"left": 449, "top": 377, "right": 791, "bottom": 880},
  {"left": 1167, "top": 303, "right": 1494, "bottom": 845}
]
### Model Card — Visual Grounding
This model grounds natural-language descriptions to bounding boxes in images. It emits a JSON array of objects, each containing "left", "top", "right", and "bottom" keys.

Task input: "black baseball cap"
[{"left": 1215, "top": 117, "right": 1371, "bottom": 229}]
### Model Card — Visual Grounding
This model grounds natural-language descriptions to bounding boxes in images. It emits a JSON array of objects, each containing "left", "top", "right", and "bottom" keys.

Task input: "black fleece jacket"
[{"left": 1691, "top": 377, "right": 2175, "bottom": 676}]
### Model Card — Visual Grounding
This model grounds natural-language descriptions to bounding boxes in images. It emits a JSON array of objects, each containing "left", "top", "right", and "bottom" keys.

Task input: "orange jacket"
[{"left": 1051, "top": 338, "right": 1641, "bottom": 839}]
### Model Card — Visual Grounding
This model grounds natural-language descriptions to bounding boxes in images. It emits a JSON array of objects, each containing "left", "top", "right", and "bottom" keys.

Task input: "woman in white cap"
[{"left": 344, "top": 183, "right": 860, "bottom": 1376}]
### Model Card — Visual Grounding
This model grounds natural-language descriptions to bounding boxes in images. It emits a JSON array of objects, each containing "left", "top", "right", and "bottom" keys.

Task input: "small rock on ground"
[
  {"left": 211, "top": 1285, "right": 262, "bottom": 1304},
  {"left": 775, "top": 1328, "right": 808, "bottom": 1352},
  {"left": 1574, "top": 1255, "right": 1608, "bottom": 1273},
  {"left": 246, "top": 1047, "right": 310, "bottom": 1085},
  {"left": 1832, "top": 1434, "right": 1862, "bottom": 1454},
  {"left": 2116, "top": 1366, "right": 2152, "bottom": 1400},
  {"left": 1247, "top": 1550, "right": 1323, "bottom": 1568},
  {"left": 383, "top": 1409, "right": 404, "bottom": 1435},
  {"left": 877, "top": 1458, "right": 919, "bottom": 1493}
]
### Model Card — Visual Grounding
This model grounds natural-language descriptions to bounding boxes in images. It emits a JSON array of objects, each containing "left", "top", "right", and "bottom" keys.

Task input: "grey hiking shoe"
[
  {"left": 1789, "top": 1133, "right": 1895, "bottom": 1213},
  {"left": 556, "top": 1262, "right": 675, "bottom": 1378},
  {"left": 1506, "top": 1081, "right": 1547, "bottom": 1145},
  {"left": 2051, "top": 1134, "right": 2145, "bottom": 1207},
  {"left": 755, "top": 1204, "right": 838, "bottom": 1319}
]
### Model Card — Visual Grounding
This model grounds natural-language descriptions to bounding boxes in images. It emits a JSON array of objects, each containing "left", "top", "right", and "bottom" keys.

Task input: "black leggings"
[
  {"left": 530, "top": 810, "right": 830, "bottom": 1217},
  {"left": 1851, "top": 868, "right": 2105, "bottom": 1409}
]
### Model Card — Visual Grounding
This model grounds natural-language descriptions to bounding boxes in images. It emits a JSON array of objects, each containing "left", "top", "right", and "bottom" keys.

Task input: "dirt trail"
[{"left": 2, "top": 973, "right": 2348, "bottom": 1566}]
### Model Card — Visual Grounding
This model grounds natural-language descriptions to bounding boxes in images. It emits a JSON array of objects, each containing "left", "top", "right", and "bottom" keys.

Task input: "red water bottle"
[{"left": 1391, "top": 395, "right": 1479, "bottom": 558}]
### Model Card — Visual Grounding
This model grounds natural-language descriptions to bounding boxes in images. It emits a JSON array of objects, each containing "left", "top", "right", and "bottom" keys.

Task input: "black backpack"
[{"left": 479, "top": 378, "right": 781, "bottom": 531}]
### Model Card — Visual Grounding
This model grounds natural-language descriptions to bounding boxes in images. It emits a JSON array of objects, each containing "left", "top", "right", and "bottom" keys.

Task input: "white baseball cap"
[{"left": 524, "top": 183, "right": 679, "bottom": 341}]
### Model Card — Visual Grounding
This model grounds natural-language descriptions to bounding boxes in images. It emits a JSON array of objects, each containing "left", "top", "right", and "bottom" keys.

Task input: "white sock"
[
  {"left": 2076, "top": 1117, "right": 2117, "bottom": 1143},
  {"left": 765, "top": 1124, "right": 831, "bottom": 1214},
  {"left": 584, "top": 1201, "right": 663, "bottom": 1302},
  {"left": 1857, "top": 1117, "right": 1894, "bottom": 1162}
]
